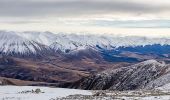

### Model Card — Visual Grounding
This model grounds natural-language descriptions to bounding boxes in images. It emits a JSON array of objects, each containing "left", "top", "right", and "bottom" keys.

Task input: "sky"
[{"left": 0, "top": 0, "right": 170, "bottom": 36}]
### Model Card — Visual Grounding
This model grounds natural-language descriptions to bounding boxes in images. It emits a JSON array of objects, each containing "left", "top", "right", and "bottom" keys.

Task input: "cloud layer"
[
  {"left": 0, "top": 0, "right": 170, "bottom": 17},
  {"left": 0, "top": 0, "right": 170, "bottom": 32}
]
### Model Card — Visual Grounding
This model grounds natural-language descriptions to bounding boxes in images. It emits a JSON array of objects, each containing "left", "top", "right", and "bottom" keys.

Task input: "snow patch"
[{"left": 0, "top": 86, "right": 91, "bottom": 100}]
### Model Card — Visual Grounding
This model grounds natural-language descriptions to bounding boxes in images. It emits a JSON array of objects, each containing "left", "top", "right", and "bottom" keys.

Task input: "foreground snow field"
[
  {"left": 0, "top": 86, "right": 92, "bottom": 100},
  {"left": 1, "top": 86, "right": 170, "bottom": 100}
]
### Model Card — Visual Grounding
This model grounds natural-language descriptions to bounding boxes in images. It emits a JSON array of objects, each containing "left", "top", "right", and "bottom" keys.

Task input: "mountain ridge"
[
  {"left": 1, "top": 31, "right": 170, "bottom": 55},
  {"left": 62, "top": 59, "right": 170, "bottom": 90}
]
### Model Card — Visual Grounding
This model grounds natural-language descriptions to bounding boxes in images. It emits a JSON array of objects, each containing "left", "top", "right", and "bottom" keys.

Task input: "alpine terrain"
[{"left": 0, "top": 31, "right": 170, "bottom": 91}]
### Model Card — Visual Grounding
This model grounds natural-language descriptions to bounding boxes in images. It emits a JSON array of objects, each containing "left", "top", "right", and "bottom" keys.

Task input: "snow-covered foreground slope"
[
  {"left": 0, "top": 86, "right": 91, "bottom": 100},
  {"left": 157, "top": 83, "right": 170, "bottom": 91},
  {"left": 1, "top": 86, "right": 170, "bottom": 100}
]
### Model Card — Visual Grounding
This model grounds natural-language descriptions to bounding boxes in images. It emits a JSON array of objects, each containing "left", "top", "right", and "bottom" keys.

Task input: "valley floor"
[{"left": 1, "top": 86, "right": 170, "bottom": 100}]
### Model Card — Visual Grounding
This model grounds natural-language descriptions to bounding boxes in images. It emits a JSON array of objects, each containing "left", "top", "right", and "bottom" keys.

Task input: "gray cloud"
[
  {"left": 88, "top": 20, "right": 170, "bottom": 28},
  {"left": 0, "top": 0, "right": 170, "bottom": 17},
  {"left": 0, "top": 20, "right": 43, "bottom": 24}
]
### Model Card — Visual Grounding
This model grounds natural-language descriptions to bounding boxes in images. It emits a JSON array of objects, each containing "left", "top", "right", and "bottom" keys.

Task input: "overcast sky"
[{"left": 0, "top": 0, "right": 170, "bottom": 36}]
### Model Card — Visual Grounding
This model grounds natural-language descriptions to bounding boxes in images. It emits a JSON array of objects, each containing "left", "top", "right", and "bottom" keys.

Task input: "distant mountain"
[
  {"left": 100, "top": 44, "right": 170, "bottom": 63},
  {"left": 0, "top": 31, "right": 54, "bottom": 56},
  {"left": 64, "top": 60, "right": 170, "bottom": 90}
]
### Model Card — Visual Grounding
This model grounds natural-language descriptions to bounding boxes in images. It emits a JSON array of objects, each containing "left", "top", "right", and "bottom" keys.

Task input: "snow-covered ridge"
[
  {"left": 0, "top": 31, "right": 40, "bottom": 54},
  {"left": 1, "top": 30, "right": 170, "bottom": 54}
]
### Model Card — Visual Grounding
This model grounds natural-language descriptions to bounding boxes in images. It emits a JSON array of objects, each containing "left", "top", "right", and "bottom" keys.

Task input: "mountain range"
[
  {"left": 1, "top": 31, "right": 170, "bottom": 91},
  {"left": 1, "top": 30, "right": 170, "bottom": 55}
]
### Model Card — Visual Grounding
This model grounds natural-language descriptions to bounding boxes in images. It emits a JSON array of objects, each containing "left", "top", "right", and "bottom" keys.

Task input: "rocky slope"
[
  {"left": 64, "top": 60, "right": 170, "bottom": 90},
  {"left": 0, "top": 52, "right": 124, "bottom": 84}
]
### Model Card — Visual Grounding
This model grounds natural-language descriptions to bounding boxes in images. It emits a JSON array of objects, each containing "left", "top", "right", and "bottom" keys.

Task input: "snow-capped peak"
[{"left": 0, "top": 31, "right": 49, "bottom": 55}]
